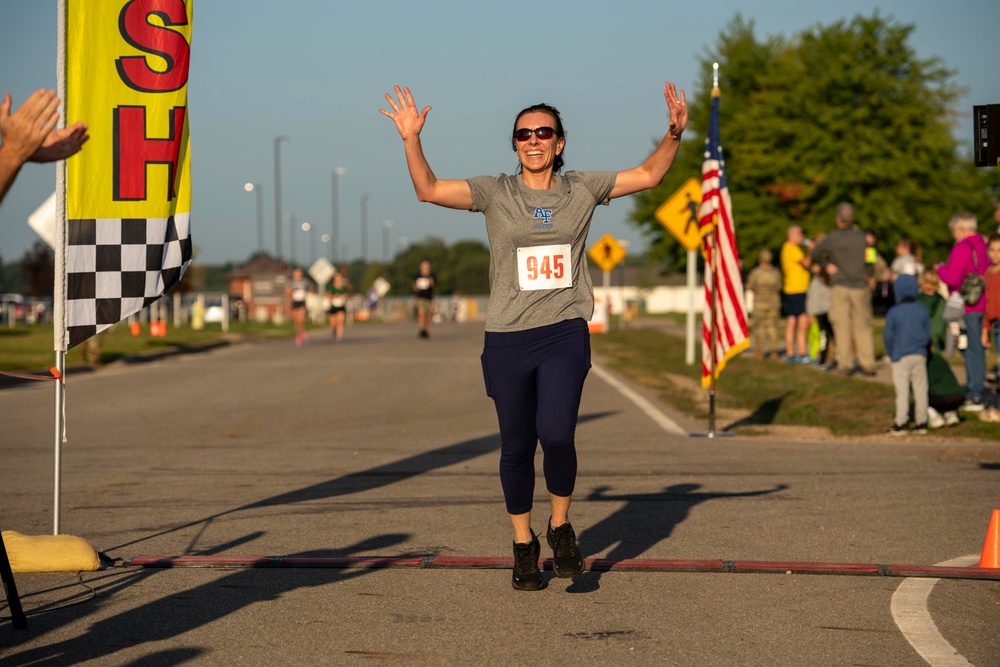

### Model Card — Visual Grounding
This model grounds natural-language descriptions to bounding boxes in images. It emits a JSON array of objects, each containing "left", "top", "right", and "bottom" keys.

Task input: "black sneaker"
[
  {"left": 547, "top": 519, "right": 584, "bottom": 578},
  {"left": 512, "top": 532, "right": 543, "bottom": 591},
  {"left": 912, "top": 423, "right": 928, "bottom": 435},
  {"left": 886, "top": 423, "right": 908, "bottom": 436}
]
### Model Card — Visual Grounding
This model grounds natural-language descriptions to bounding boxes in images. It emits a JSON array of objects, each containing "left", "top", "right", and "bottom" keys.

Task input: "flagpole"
[
  {"left": 53, "top": 0, "right": 68, "bottom": 535},
  {"left": 708, "top": 229, "right": 719, "bottom": 437},
  {"left": 691, "top": 63, "right": 736, "bottom": 440},
  {"left": 706, "top": 63, "right": 721, "bottom": 437}
]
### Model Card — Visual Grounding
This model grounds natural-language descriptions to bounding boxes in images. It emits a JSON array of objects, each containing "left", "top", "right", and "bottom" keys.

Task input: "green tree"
[
  {"left": 629, "top": 13, "right": 1000, "bottom": 269},
  {"left": 21, "top": 241, "right": 54, "bottom": 298},
  {"left": 446, "top": 240, "right": 491, "bottom": 295},
  {"left": 381, "top": 236, "right": 490, "bottom": 296}
]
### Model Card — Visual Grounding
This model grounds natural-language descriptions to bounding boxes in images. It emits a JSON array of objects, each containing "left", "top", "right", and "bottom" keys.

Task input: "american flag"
[{"left": 699, "top": 89, "right": 749, "bottom": 387}]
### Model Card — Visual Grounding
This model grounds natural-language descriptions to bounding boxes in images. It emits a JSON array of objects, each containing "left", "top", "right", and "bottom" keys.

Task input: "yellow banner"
[{"left": 66, "top": 0, "right": 192, "bottom": 219}]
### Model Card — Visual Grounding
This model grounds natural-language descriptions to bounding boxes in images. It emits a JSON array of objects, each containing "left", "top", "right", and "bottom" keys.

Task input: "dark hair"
[
  {"left": 511, "top": 103, "right": 565, "bottom": 173},
  {"left": 989, "top": 231, "right": 1000, "bottom": 245}
]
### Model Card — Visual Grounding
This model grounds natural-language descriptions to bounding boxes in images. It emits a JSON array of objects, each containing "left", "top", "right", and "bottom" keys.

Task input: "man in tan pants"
[{"left": 812, "top": 203, "right": 877, "bottom": 376}]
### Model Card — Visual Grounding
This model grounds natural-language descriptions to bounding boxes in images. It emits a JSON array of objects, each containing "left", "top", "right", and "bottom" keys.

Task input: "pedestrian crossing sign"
[
  {"left": 588, "top": 233, "right": 626, "bottom": 272},
  {"left": 655, "top": 177, "right": 703, "bottom": 251}
]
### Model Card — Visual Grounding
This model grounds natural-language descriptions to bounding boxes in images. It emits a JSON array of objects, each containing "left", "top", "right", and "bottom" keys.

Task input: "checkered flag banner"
[
  {"left": 66, "top": 215, "right": 191, "bottom": 347},
  {"left": 56, "top": 0, "right": 193, "bottom": 350}
]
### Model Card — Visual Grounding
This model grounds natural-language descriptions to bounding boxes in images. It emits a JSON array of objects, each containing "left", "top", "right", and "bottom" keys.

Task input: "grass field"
[
  {"left": 0, "top": 321, "right": 290, "bottom": 371},
  {"left": 591, "top": 325, "right": 999, "bottom": 441}
]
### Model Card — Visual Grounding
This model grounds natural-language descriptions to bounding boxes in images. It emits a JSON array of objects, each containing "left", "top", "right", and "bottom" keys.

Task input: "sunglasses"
[{"left": 513, "top": 126, "right": 557, "bottom": 142}]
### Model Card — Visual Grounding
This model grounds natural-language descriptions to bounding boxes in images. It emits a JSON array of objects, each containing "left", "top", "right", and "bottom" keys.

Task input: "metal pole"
[
  {"left": 708, "top": 232, "right": 719, "bottom": 437},
  {"left": 382, "top": 220, "right": 393, "bottom": 263},
  {"left": 244, "top": 183, "right": 264, "bottom": 253},
  {"left": 619, "top": 261, "right": 626, "bottom": 331},
  {"left": 332, "top": 167, "right": 345, "bottom": 262},
  {"left": 53, "top": 1, "right": 67, "bottom": 535},
  {"left": 255, "top": 185, "right": 263, "bottom": 253},
  {"left": 302, "top": 222, "right": 316, "bottom": 266},
  {"left": 686, "top": 248, "right": 697, "bottom": 365},
  {"left": 360, "top": 193, "right": 371, "bottom": 263},
  {"left": 273, "top": 136, "right": 288, "bottom": 259},
  {"left": 602, "top": 269, "right": 611, "bottom": 330},
  {"left": 53, "top": 351, "right": 64, "bottom": 534},
  {"left": 287, "top": 214, "right": 297, "bottom": 267}
]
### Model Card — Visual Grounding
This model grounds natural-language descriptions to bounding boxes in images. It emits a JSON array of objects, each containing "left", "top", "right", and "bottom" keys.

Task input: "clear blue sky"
[{"left": 2, "top": 0, "right": 998, "bottom": 266}]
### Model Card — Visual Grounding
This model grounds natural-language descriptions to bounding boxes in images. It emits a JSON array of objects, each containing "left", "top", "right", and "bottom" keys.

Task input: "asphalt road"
[{"left": 1, "top": 321, "right": 998, "bottom": 666}]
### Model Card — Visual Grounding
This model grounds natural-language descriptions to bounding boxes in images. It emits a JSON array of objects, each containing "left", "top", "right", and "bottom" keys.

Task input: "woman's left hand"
[{"left": 663, "top": 82, "right": 687, "bottom": 140}]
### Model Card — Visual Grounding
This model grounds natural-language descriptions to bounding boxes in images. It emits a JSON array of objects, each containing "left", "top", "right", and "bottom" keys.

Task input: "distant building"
[{"left": 227, "top": 255, "right": 290, "bottom": 322}]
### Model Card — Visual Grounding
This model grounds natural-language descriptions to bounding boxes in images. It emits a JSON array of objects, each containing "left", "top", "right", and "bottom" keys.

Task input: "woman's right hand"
[{"left": 379, "top": 85, "right": 430, "bottom": 141}]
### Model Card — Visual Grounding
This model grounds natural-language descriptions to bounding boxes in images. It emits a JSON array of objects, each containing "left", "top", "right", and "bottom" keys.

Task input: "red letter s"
[{"left": 116, "top": 0, "right": 190, "bottom": 93}]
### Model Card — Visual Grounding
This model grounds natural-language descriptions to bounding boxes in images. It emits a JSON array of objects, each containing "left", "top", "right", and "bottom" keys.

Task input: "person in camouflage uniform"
[{"left": 746, "top": 248, "right": 783, "bottom": 358}]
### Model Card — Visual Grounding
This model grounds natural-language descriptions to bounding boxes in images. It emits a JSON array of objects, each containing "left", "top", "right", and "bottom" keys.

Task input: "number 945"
[{"left": 525, "top": 254, "right": 565, "bottom": 281}]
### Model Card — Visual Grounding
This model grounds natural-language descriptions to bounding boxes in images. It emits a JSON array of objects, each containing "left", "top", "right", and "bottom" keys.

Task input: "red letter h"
[{"left": 114, "top": 105, "right": 186, "bottom": 201}]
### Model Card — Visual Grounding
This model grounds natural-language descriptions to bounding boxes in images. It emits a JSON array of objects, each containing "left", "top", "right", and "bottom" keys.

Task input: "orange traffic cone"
[
  {"left": 979, "top": 508, "right": 1000, "bottom": 569},
  {"left": 130, "top": 321, "right": 140, "bottom": 336}
]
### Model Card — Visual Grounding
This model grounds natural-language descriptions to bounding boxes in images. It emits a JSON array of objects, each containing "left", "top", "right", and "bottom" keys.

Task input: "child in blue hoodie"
[{"left": 883, "top": 274, "right": 931, "bottom": 434}]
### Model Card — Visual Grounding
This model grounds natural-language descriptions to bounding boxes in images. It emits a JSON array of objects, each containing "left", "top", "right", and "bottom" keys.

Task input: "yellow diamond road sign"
[
  {"left": 588, "top": 233, "right": 626, "bottom": 272},
  {"left": 655, "top": 177, "right": 703, "bottom": 251}
]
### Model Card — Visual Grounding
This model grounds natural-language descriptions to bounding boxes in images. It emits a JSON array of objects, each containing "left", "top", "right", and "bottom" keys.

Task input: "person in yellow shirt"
[{"left": 780, "top": 225, "right": 814, "bottom": 362}]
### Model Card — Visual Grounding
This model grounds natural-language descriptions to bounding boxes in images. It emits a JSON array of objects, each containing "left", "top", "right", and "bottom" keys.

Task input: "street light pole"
[
  {"left": 273, "top": 135, "right": 289, "bottom": 260},
  {"left": 332, "top": 167, "right": 345, "bottom": 262},
  {"left": 396, "top": 236, "right": 408, "bottom": 297},
  {"left": 244, "top": 182, "right": 263, "bottom": 254},
  {"left": 360, "top": 193, "right": 371, "bottom": 263},
  {"left": 382, "top": 220, "right": 393, "bottom": 263},
  {"left": 302, "top": 222, "right": 316, "bottom": 266},
  {"left": 286, "top": 213, "right": 297, "bottom": 267}
]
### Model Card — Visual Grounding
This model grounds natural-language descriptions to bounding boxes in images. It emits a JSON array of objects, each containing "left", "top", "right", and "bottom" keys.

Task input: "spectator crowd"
[{"left": 744, "top": 202, "right": 1000, "bottom": 432}]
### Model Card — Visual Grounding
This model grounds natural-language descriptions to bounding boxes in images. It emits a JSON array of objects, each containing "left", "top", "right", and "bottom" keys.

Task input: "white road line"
[
  {"left": 890, "top": 554, "right": 978, "bottom": 667},
  {"left": 590, "top": 363, "right": 686, "bottom": 435}
]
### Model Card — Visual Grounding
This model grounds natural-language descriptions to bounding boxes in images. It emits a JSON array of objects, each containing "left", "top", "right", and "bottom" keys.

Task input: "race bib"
[{"left": 517, "top": 244, "right": 572, "bottom": 291}]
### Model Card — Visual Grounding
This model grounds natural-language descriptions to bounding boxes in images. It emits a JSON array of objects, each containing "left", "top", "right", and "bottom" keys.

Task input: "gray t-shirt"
[
  {"left": 467, "top": 170, "right": 615, "bottom": 332},
  {"left": 811, "top": 227, "right": 868, "bottom": 289}
]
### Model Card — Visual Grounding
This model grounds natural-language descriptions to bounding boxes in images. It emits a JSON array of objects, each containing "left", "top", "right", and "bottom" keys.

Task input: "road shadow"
[
  {"left": 566, "top": 482, "right": 788, "bottom": 593},
  {"left": 0, "top": 365, "right": 94, "bottom": 391},
  {"left": 2, "top": 532, "right": 410, "bottom": 665},
  {"left": 108, "top": 412, "right": 617, "bottom": 553}
]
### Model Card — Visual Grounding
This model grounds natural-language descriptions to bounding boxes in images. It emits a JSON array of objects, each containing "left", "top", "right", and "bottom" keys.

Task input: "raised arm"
[
  {"left": 0, "top": 89, "right": 89, "bottom": 205},
  {"left": 379, "top": 86, "right": 472, "bottom": 210},
  {"left": 609, "top": 82, "right": 688, "bottom": 200}
]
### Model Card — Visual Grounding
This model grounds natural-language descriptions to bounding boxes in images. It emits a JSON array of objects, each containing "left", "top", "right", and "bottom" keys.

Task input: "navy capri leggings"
[{"left": 480, "top": 318, "right": 591, "bottom": 515}]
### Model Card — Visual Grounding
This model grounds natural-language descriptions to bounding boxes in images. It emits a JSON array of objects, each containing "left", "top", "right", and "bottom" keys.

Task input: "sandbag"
[{"left": 2, "top": 530, "right": 100, "bottom": 573}]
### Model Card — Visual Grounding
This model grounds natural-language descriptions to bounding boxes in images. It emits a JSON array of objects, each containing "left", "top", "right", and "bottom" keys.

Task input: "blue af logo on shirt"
[{"left": 533, "top": 207, "right": 553, "bottom": 229}]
